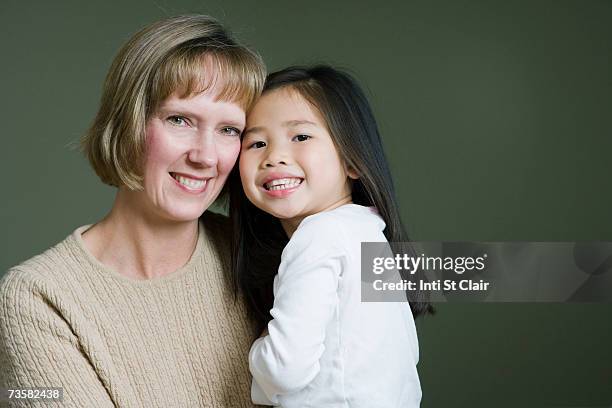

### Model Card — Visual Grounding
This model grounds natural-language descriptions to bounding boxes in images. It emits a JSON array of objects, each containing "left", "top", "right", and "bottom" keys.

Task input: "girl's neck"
[
  {"left": 280, "top": 196, "right": 353, "bottom": 238},
  {"left": 82, "top": 189, "right": 199, "bottom": 280}
]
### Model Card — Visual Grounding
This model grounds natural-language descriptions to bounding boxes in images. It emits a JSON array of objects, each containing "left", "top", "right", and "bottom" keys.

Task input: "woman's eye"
[
  {"left": 248, "top": 141, "right": 266, "bottom": 149},
  {"left": 167, "top": 116, "right": 189, "bottom": 127},
  {"left": 292, "top": 134, "right": 311, "bottom": 142},
  {"left": 221, "top": 127, "right": 241, "bottom": 137}
]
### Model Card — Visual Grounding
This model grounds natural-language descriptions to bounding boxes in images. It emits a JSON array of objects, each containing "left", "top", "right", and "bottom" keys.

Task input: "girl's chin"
[
  {"left": 250, "top": 197, "right": 309, "bottom": 221},
  {"left": 269, "top": 209, "right": 306, "bottom": 223}
]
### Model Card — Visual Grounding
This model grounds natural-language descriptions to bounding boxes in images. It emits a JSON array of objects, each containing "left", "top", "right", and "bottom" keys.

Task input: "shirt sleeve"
[
  {"left": 248, "top": 218, "right": 345, "bottom": 404},
  {"left": 0, "top": 271, "right": 116, "bottom": 407},
  {"left": 251, "top": 375, "right": 275, "bottom": 405}
]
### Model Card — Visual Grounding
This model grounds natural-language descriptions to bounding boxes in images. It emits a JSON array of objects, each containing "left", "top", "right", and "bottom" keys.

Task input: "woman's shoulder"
[
  {"left": 1, "top": 230, "right": 81, "bottom": 293},
  {"left": 0, "top": 234, "right": 80, "bottom": 327},
  {"left": 0, "top": 266, "right": 46, "bottom": 321}
]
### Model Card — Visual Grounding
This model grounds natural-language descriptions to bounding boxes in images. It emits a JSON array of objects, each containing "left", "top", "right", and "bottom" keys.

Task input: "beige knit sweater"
[{"left": 0, "top": 213, "right": 259, "bottom": 407}]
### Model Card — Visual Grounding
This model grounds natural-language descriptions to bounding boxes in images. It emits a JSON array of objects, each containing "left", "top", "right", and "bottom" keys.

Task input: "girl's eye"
[
  {"left": 221, "top": 126, "right": 241, "bottom": 137},
  {"left": 167, "top": 115, "right": 189, "bottom": 127},
  {"left": 292, "top": 134, "right": 311, "bottom": 142},
  {"left": 248, "top": 141, "right": 266, "bottom": 149}
]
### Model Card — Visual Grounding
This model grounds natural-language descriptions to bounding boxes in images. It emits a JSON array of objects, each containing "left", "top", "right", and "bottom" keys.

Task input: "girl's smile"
[{"left": 259, "top": 172, "right": 304, "bottom": 197}]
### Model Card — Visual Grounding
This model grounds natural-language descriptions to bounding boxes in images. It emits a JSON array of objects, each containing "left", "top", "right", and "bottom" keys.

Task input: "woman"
[{"left": 0, "top": 15, "right": 266, "bottom": 407}]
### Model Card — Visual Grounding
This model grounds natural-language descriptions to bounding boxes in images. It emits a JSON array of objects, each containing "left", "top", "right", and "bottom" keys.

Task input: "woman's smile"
[{"left": 169, "top": 172, "right": 210, "bottom": 194}]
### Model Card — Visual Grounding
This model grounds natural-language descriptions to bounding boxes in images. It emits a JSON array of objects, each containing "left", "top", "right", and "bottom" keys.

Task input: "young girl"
[{"left": 230, "top": 65, "right": 433, "bottom": 407}]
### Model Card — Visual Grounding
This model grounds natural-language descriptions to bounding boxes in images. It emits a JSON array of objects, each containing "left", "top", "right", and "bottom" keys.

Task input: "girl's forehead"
[
  {"left": 243, "top": 88, "right": 327, "bottom": 137},
  {"left": 249, "top": 87, "right": 322, "bottom": 121}
]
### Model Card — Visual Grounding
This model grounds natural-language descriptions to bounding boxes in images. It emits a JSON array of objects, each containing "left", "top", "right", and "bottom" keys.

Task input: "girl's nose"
[
  {"left": 263, "top": 145, "right": 289, "bottom": 167},
  {"left": 264, "top": 158, "right": 287, "bottom": 167}
]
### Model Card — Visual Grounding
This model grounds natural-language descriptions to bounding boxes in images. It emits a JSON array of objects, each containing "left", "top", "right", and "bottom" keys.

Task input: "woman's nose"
[{"left": 188, "top": 134, "right": 218, "bottom": 167}]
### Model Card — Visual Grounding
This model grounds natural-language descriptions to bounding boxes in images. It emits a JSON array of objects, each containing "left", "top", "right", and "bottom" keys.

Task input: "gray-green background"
[{"left": 2, "top": 0, "right": 611, "bottom": 406}]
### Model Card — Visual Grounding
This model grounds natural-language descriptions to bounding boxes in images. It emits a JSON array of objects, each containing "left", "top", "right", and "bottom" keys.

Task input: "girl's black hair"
[{"left": 230, "top": 65, "right": 434, "bottom": 334}]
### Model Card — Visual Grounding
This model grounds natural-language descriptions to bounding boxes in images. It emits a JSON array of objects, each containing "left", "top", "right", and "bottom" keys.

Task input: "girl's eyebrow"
[
  {"left": 283, "top": 120, "right": 318, "bottom": 127},
  {"left": 244, "top": 120, "right": 318, "bottom": 136},
  {"left": 243, "top": 126, "right": 264, "bottom": 137}
]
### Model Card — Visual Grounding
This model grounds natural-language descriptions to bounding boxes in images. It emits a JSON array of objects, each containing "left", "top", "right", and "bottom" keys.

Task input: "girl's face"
[
  {"left": 240, "top": 88, "right": 357, "bottom": 235},
  {"left": 130, "top": 86, "right": 245, "bottom": 223}
]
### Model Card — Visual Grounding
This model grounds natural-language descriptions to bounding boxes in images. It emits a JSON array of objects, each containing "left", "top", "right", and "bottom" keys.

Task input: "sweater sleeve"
[
  {"left": 248, "top": 217, "right": 345, "bottom": 404},
  {"left": 0, "top": 270, "right": 115, "bottom": 407}
]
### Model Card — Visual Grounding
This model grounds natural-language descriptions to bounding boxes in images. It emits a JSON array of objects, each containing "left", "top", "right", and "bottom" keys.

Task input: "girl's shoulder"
[
  {"left": 284, "top": 204, "right": 385, "bottom": 257},
  {"left": 297, "top": 204, "right": 385, "bottom": 236}
]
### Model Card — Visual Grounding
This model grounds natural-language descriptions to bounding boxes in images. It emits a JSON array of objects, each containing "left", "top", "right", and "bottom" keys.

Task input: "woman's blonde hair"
[{"left": 82, "top": 15, "right": 266, "bottom": 190}]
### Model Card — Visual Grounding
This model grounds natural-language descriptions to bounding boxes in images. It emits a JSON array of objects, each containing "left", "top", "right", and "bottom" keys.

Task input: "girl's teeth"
[
  {"left": 172, "top": 174, "right": 205, "bottom": 189},
  {"left": 266, "top": 178, "right": 302, "bottom": 191}
]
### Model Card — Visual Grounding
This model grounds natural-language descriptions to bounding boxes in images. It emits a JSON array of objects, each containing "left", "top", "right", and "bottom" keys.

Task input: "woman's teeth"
[
  {"left": 265, "top": 178, "right": 302, "bottom": 191},
  {"left": 171, "top": 173, "right": 205, "bottom": 189}
]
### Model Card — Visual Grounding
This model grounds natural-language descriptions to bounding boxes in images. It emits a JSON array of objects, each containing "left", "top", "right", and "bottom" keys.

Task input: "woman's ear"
[{"left": 347, "top": 166, "right": 359, "bottom": 180}]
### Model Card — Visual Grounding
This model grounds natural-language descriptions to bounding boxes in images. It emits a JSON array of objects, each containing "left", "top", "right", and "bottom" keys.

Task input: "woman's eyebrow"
[
  {"left": 157, "top": 100, "right": 191, "bottom": 112},
  {"left": 156, "top": 104, "right": 200, "bottom": 119},
  {"left": 157, "top": 104, "right": 244, "bottom": 126}
]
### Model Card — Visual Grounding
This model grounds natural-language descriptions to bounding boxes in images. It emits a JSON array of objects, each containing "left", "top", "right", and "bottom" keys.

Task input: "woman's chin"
[{"left": 154, "top": 204, "right": 208, "bottom": 223}]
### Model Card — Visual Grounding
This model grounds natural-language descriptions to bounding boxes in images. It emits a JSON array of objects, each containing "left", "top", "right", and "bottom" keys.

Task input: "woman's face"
[{"left": 135, "top": 87, "right": 245, "bottom": 222}]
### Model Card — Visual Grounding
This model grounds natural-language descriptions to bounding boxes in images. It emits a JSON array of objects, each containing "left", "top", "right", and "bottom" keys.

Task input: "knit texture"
[{"left": 0, "top": 212, "right": 259, "bottom": 407}]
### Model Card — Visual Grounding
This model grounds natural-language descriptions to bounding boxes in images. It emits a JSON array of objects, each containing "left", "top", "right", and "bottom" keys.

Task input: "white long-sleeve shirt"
[{"left": 249, "top": 204, "right": 421, "bottom": 407}]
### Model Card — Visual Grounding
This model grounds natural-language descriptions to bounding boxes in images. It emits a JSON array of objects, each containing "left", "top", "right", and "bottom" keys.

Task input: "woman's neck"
[{"left": 82, "top": 190, "right": 199, "bottom": 280}]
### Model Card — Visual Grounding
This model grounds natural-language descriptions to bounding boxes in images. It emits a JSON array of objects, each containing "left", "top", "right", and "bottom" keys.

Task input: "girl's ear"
[{"left": 347, "top": 166, "right": 359, "bottom": 180}]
